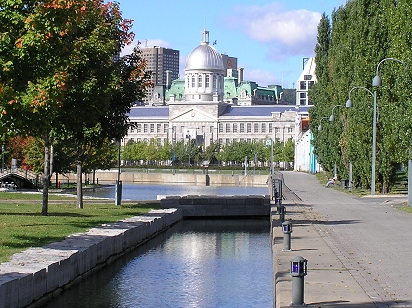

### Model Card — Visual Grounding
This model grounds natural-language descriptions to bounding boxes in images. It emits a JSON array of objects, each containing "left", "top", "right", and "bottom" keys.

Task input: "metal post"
[
  {"left": 282, "top": 221, "right": 292, "bottom": 251},
  {"left": 349, "top": 162, "right": 353, "bottom": 192},
  {"left": 270, "top": 138, "right": 274, "bottom": 175},
  {"left": 371, "top": 90, "right": 377, "bottom": 195},
  {"left": 290, "top": 256, "right": 308, "bottom": 306},
  {"left": 408, "top": 151, "right": 412, "bottom": 206},
  {"left": 1, "top": 145, "right": 4, "bottom": 173},
  {"left": 115, "top": 140, "right": 122, "bottom": 206}
]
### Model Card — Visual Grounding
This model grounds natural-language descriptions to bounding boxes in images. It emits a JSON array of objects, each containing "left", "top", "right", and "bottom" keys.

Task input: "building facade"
[
  {"left": 296, "top": 57, "right": 316, "bottom": 106},
  {"left": 125, "top": 30, "right": 310, "bottom": 153},
  {"left": 140, "top": 46, "right": 180, "bottom": 104}
]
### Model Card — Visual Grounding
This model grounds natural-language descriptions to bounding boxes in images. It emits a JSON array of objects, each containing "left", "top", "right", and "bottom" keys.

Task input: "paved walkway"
[{"left": 273, "top": 171, "right": 412, "bottom": 308}]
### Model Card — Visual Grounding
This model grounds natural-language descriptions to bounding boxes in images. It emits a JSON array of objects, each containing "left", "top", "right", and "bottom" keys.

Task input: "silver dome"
[{"left": 185, "top": 39, "right": 224, "bottom": 71}]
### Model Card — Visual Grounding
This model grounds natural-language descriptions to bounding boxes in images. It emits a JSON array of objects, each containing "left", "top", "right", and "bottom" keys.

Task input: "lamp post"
[
  {"left": 328, "top": 105, "right": 343, "bottom": 122},
  {"left": 115, "top": 139, "right": 122, "bottom": 206},
  {"left": 1, "top": 145, "right": 4, "bottom": 173},
  {"left": 371, "top": 58, "right": 404, "bottom": 195},
  {"left": 346, "top": 86, "right": 374, "bottom": 193},
  {"left": 317, "top": 117, "right": 328, "bottom": 131}
]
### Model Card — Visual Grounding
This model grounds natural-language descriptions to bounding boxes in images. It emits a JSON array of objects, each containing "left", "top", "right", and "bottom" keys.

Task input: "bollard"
[
  {"left": 277, "top": 204, "right": 286, "bottom": 223},
  {"left": 282, "top": 221, "right": 292, "bottom": 251},
  {"left": 290, "top": 256, "right": 308, "bottom": 306}
]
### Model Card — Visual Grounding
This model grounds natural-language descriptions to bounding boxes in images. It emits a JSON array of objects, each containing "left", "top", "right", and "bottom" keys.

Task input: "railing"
[{"left": 0, "top": 168, "right": 38, "bottom": 182}]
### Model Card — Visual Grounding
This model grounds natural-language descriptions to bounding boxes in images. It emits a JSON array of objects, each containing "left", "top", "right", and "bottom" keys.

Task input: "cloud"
[
  {"left": 225, "top": 3, "right": 321, "bottom": 57},
  {"left": 121, "top": 39, "right": 171, "bottom": 56},
  {"left": 243, "top": 68, "right": 279, "bottom": 87}
]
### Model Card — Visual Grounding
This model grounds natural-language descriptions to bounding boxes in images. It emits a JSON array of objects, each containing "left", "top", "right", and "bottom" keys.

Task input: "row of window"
[
  {"left": 130, "top": 122, "right": 294, "bottom": 135},
  {"left": 186, "top": 73, "right": 223, "bottom": 89},
  {"left": 218, "top": 123, "right": 293, "bottom": 134},
  {"left": 125, "top": 137, "right": 290, "bottom": 146},
  {"left": 130, "top": 123, "right": 169, "bottom": 134}
]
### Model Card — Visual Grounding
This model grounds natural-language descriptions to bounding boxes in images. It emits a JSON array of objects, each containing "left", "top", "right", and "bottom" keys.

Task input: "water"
[
  {"left": 44, "top": 219, "right": 273, "bottom": 308},
  {"left": 83, "top": 183, "right": 269, "bottom": 201}
]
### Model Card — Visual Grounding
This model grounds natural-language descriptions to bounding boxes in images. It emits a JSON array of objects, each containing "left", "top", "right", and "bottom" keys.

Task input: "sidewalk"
[{"left": 273, "top": 171, "right": 411, "bottom": 308}]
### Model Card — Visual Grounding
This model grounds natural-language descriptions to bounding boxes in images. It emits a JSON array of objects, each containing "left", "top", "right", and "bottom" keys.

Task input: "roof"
[
  {"left": 127, "top": 105, "right": 311, "bottom": 118},
  {"left": 185, "top": 30, "right": 224, "bottom": 71},
  {"left": 220, "top": 105, "right": 308, "bottom": 117},
  {"left": 128, "top": 106, "right": 169, "bottom": 118}
]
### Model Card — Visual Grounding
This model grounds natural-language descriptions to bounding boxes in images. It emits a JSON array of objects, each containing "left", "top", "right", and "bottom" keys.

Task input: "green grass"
[
  {"left": 0, "top": 191, "right": 76, "bottom": 201},
  {"left": 0, "top": 200, "right": 160, "bottom": 263}
]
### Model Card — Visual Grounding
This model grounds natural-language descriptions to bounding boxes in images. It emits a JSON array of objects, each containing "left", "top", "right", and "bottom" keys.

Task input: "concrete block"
[{"left": 0, "top": 272, "right": 23, "bottom": 308}]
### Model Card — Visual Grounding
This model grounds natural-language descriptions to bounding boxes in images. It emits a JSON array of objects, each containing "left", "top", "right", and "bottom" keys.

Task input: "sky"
[{"left": 118, "top": 0, "right": 347, "bottom": 89}]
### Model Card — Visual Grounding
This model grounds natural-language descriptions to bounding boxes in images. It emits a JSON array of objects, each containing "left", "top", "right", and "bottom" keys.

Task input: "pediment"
[{"left": 170, "top": 106, "right": 217, "bottom": 122}]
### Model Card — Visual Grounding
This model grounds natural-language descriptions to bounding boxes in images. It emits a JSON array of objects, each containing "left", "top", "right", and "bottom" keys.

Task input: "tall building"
[
  {"left": 296, "top": 57, "right": 316, "bottom": 105},
  {"left": 141, "top": 46, "right": 180, "bottom": 104}
]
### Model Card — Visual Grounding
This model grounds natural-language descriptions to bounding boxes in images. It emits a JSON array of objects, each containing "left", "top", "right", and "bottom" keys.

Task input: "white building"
[
  {"left": 125, "top": 30, "right": 310, "bottom": 150},
  {"left": 296, "top": 57, "right": 316, "bottom": 106}
]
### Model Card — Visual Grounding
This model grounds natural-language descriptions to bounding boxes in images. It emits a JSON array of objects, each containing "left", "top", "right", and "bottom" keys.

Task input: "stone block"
[{"left": 0, "top": 272, "right": 22, "bottom": 308}]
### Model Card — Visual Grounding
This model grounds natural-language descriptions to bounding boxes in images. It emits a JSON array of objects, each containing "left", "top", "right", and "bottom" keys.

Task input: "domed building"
[{"left": 125, "top": 29, "right": 310, "bottom": 152}]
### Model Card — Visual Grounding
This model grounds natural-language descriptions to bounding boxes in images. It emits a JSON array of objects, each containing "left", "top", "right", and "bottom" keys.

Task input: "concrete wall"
[
  {"left": 57, "top": 171, "right": 269, "bottom": 186},
  {"left": 161, "top": 195, "right": 270, "bottom": 217},
  {"left": 0, "top": 209, "right": 182, "bottom": 308}
]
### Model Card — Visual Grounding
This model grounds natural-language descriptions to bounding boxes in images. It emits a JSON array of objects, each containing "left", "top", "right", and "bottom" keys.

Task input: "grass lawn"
[{"left": 0, "top": 192, "right": 160, "bottom": 263}]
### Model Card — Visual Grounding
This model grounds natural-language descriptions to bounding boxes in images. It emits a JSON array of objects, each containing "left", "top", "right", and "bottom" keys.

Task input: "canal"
[
  {"left": 81, "top": 183, "right": 269, "bottom": 201},
  {"left": 44, "top": 218, "right": 273, "bottom": 308}
]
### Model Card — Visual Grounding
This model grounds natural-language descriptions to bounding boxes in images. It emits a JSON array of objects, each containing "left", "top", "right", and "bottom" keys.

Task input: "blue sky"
[{"left": 118, "top": 0, "right": 347, "bottom": 89}]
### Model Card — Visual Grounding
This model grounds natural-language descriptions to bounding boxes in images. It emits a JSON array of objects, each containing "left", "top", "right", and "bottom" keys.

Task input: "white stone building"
[{"left": 124, "top": 29, "right": 310, "bottom": 149}]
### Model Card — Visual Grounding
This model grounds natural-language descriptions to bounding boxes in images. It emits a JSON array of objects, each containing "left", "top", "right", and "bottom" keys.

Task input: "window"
[
  {"left": 218, "top": 138, "right": 223, "bottom": 145},
  {"left": 219, "top": 123, "right": 223, "bottom": 133},
  {"left": 308, "top": 81, "right": 315, "bottom": 89},
  {"left": 275, "top": 127, "right": 280, "bottom": 133},
  {"left": 198, "top": 75, "right": 202, "bottom": 87},
  {"left": 233, "top": 123, "right": 237, "bottom": 133},
  {"left": 261, "top": 123, "right": 266, "bottom": 133},
  {"left": 191, "top": 76, "right": 195, "bottom": 87},
  {"left": 226, "top": 138, "right": 230, "bottom": 144},
  {"left": 164, "top": 123, "right": 168, "bottom": 133},
  {"left": 205, "top": 75, "right": 210, "bottom": 88},
  {"left": 136, "top": 124, "right": 142, "bottom": 133},
  {"left": 269, "top": 123, "right": 272, "bottom": 133},
  {"left": 213, "top": 76, "right": 217, "bottom": 88},
  {"left": 150, "top": 124, "right": 154, "bottom": 133},
  {"left": 304, "top": 75, "right": 312, "bottom": 80},
  {"left": 300, "top": 93, "right": 306, "bottom": 98},
  {"left": 144, "top": 124, "right": 148, "bottom": 133},
  {"left": 226, "top": 123, "right": 230, "bottom": 133},
  {"left": 247, "top": 123, "right": 251, "bottom": 133},
  {"left": 254, "top": 123, "right": 259, "bottom": 133},
  {"left": 300, "top": 81, "right": 306, "bottom": 90},
  {"left": 240, "top": 123, "right": 245, "bottom": 133},
  {"left": 288, "top": 127, "right": 293, "bottom": 133},
  {"left": 157, "top": 124, "right": 161, "bottom": 133}
]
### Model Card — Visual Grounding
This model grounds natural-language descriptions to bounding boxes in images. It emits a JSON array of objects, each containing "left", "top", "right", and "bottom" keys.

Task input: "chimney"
[
  {"left": 166, "top": 70, "right": 171, "bottom": 89},
  {"left": 238, "top": 68, "right": 244, "bottom": 83}
]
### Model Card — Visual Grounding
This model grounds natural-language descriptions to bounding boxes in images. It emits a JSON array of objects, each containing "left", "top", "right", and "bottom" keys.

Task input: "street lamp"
[
  {"left": 346, "top": 86, "right": 374, "bottom": 193},
  {"left": 329, "top": 105, "right": 343, "bottom": 122},
  {"left": 317, "top": 117, "right": 328, "bottom": 131},
  {"left": 371, "top": 58, "right": 404, "bottom": 195}
]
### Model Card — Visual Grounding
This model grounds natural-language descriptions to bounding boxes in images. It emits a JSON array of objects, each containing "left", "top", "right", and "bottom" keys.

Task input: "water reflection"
[
  {"left": 83, "top": 183, "right": 269, "bottom": 201},
  {"left": 44, "top": 219, "right": 272, "bottom": 308}
]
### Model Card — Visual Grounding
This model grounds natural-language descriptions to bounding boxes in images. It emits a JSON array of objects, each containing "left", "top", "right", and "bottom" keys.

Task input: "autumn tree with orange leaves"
[{"left": 0, "top": 0, "right": 151, "bottom": 214}]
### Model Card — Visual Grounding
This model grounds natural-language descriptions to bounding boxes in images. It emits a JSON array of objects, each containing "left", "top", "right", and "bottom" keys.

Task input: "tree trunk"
[
  {"left": 76, "top": 161, "right": 83, "bottom": 209},
  {"left": 42, "top": 135, "right": 50, "bottom": 216}
]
